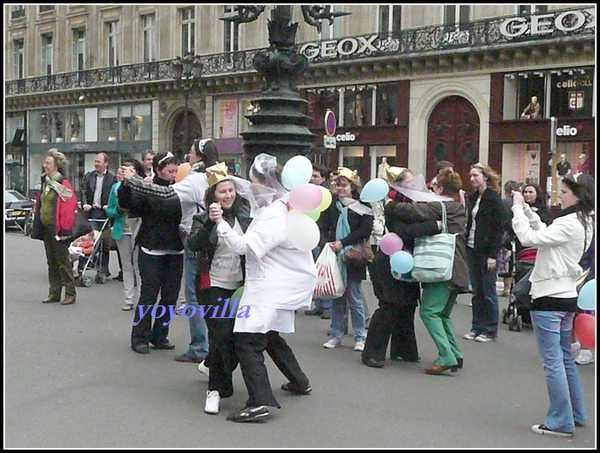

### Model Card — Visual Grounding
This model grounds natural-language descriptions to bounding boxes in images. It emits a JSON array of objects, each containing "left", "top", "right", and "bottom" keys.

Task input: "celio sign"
[{"left": 500, "top": 8, "right": 595, "bottom": 38}]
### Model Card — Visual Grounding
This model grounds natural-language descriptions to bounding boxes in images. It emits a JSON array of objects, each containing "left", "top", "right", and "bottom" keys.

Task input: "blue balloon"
[
  {"left": 360, "top": 178, "right": 389, "bottom": 203},
  {"left": 577, "top": 279, "right": 596, "bottom": 311},
  {"left": 390, "top": 251, "right": 414, "bottom": 275}
]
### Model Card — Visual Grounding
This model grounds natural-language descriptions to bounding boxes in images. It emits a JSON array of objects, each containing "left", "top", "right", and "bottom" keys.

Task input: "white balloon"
[
  {"left": 287, "top": 209, "right": 320, "bottom": 251},
  {"left": 282, "top": 155, "right": 313, "bottom": 190}
]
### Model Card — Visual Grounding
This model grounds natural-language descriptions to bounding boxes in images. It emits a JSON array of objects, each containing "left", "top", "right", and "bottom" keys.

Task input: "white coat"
[
  {"left": 216, "top": 199, "right": 317, "bottom": 333},
  {"left": 511, "top": 204, "right": 593, "bottom": 299}
]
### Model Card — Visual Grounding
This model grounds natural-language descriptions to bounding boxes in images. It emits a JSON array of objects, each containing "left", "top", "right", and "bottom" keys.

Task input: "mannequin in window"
[
  {"left": 521, "top": 96, "right": 541, "bottom": 120},
  {"left": 346, "top": 92, "right": 364, "bottom": 127},
  {"left": 576, "top": 153, "right": 589, "bottom": 174},
  {"left": 377, "top": 158, "right": 388, "bottom": 179},
  {"left": 555, "top": 153, "right": 572, "bottom": 180}
]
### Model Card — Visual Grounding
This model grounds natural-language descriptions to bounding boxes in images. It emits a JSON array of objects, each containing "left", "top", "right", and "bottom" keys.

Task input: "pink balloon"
[
  {"left": 380, "top": 232, "right": 404, "bottom": 256},
  {"left": 289, "top": 184, "right": 323, "bottom": 212}
]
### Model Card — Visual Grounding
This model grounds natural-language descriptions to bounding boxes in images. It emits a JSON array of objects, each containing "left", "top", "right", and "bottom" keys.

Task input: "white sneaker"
[
  {"left": 353, "top": 341, "right": 365, "bottom": 352},
  {"left": 571, "top": 341, "right": 581, "bottom": 354},
  {"left": 575, "top": 349, "right": 594, "bottom": 365},
  {"left": 197, "top": 360, "right": 210, "bottom": 376},
  {"left": 175, "top": 304, "right": 187, "bottom": 315},
  {"left": 475, "top": 334, "right": 496, "bottom": 343},
  {"left": 323, "top": 338, "right": 341, "bottom": 349},
  {"left": 204, "top": 390, "right": 220, "bottom": 414},
  {"left": 463, "top": 331, "right": 477, "bottom": 341}
]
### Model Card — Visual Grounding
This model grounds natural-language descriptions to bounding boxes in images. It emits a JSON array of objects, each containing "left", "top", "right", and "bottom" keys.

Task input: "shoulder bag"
[
  {"left": 343, "top": 241, "right": 375, "bottom": 267},
  {"left": 411, "top": 202, "right": 456, "bottom": 283}
]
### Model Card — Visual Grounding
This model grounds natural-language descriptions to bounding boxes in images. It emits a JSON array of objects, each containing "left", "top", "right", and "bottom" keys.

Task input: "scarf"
[
  {"left": 335, "top": 200, "right": 352, "bottom": 286},
  {"left": 44, "top": 173, "right": 73, "bottom": 202}
]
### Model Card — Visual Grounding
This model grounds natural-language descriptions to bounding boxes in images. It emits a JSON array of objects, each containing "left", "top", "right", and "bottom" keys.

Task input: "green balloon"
[
  {"left": 304, "top": 207, "right": 320, "bottom": 221},
  {"left": 229, "top": 286, "right": 244, "bottom": 313}
]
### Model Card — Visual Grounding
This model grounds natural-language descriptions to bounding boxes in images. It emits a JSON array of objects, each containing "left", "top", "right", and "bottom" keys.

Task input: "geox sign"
[{"left": 500, "top": 8, "right": 595, "bottom": 38}]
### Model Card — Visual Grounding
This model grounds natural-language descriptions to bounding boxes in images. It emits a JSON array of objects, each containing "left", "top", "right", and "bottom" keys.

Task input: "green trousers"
[
  {"left": 419, "top": 282, "right": 462, "bottom": 367},
  {"left": 43, "top": 225, "right": 76, "bottom": 300}
]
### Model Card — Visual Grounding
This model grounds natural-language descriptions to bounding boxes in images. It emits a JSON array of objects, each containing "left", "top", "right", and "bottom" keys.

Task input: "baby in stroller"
[{"left": 69, "top": 230, "right": 100, "bottom": 278}]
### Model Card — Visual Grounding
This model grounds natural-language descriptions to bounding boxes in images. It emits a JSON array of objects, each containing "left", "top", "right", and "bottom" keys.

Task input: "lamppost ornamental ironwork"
[
  {"left": 171, "top": 53, "right": 203, "bottom": 160},
  {"left": 222, "top": 5, "right": 350, "bottom": 167}
]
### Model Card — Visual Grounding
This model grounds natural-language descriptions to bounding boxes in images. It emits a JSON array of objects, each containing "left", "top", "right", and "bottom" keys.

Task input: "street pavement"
[{"left": 4, "top": 230, "right": 596, "bottom": 448}]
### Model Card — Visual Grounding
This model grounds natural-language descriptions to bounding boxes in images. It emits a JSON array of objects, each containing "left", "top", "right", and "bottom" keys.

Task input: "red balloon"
[{"left": 574, "top": 313, "right": 595, "bottom": 350}]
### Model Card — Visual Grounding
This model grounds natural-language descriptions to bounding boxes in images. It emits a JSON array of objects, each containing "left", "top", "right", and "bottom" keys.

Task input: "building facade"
[{"left": 5, "top": 4, "right": 595, "bottom": 206}]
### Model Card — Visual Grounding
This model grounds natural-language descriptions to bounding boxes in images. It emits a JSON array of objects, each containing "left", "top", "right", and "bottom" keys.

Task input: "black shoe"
[
  {"left": 391, "top": 355, "right": 421, "bottom": 363},
  {"left": 226, "top": 406, "right": 270, "bottom": 423},
  {"left": 304, "top": 308, "right": 323, "bottom": 316},
  {"left": 362, "top": 358, "right": 385, "bottom": 368},
  {"left": 320, "top": 312, "right": 331, "bottom": 320},
  {"left": 151, "top": 342, "right": 175, "bottom": 350},
  {"left": 131, "top": 344, "right": 150, "bottom": 354},
  {"left": 281, "top": 382, "right": 312, "bottom": 395},
  {"left": 456, "top": 358, "right": 464, "bottom": 369},
  {"left": 115, "top": 271, "right": 123, "bottom": 281}
]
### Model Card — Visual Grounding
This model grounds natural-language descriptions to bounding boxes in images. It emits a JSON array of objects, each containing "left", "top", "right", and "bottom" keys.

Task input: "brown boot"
[{"left": 61, "top": 296, "right": 76, "bottom": 305}]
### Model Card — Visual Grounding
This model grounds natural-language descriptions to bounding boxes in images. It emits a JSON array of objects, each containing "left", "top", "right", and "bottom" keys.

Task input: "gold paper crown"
[
  {"left": 206, "top": 162, "right": 230, "bottom": 187},
  {"left": 337, "top": 166, "right": 356, "bottom": 182},
  {"left": 383, "top": 164, "right": 407, "bottom": 184}
]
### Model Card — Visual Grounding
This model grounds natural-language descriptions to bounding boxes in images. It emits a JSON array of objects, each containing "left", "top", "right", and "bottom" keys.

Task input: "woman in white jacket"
[
  {"left": 210, "top": 153, "right": 317, "bottom": 423},
  {"left": 511, "top": 172, "right": 594, "bottom": 439}
]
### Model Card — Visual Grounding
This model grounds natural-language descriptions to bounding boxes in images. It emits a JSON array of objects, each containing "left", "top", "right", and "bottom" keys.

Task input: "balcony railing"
[{"left": 5, "top": 6, "right": 594, "bottom": 97}]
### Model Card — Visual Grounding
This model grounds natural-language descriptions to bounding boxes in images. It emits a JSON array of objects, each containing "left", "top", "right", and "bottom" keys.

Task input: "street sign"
[
  {"left": 324, "top": 109, "right": 337, "bottom": 136},
  {"left": 324, "top": 135, "right": 337, "bottom": 149}
]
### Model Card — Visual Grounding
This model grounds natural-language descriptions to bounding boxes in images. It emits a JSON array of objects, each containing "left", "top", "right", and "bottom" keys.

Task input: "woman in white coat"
[
  {"left": 210, "top": 153, "right": 317, "bottom": 423},
  {"left": 511, "top": 172, "right": 594, "bottom": 438}
]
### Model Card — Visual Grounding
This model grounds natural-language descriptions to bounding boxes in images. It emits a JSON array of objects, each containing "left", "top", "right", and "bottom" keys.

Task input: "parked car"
[{"left": 5, "top": 190, "right": 35, "bottom": 231}]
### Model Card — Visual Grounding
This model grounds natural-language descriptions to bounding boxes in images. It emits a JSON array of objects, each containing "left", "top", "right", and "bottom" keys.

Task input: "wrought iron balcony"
[{"left": 5, "top": 6, "right": 594, "bottom": 97}]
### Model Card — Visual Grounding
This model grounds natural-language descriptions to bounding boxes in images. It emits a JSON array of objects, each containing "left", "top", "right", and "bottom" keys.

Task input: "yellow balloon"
[{"left": 318, "top": 186, "right": 332, "bottom": 212}]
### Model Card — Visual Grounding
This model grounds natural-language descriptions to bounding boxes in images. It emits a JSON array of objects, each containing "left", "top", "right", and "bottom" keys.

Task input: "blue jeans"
[
  {"left": 466, "top": 247, "right": 499, "bottom": 337},
  {"left": 184, "top": 256, "right": 209, "bottom": 360},
  {"left": 329, "top": 279, "right": 366, "bottom": 342},
  {"left": 530, "top": 310, "right": 586, "bottom": 433}
]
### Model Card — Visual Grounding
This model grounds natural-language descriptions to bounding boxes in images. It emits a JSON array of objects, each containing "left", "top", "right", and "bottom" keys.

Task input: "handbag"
[
  {"left": 342, "top": 241, "right": 374, "bottom": 267},
  {"left": 313, "top": 246, "right": 346, "bottom": 300},
  {"left": 575, "top": 268, "right": 591, "bottom": 293},
  {"left": 411, "top": 202, "right": 456, "bottom": 283}
]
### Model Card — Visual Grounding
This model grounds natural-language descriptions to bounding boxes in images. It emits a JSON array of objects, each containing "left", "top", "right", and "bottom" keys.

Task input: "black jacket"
[
  {"left": 323, "top": 197, "right": 374, "bottom": 281},
  {"left": 80, "top": 170, "right": 116, "bottom": 209},
  {"left": 117, "top": 175, "right": 183, "bottom": 252},
  {"left": 465, "top": 187, "right": 504, "bottom": 260}
]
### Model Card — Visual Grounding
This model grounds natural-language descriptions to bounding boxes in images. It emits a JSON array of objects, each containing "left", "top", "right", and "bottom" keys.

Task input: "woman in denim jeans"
[
  {"left": 322, "top": 167, "right": 373, "bottom": 352},
  {"left": 511, "top": 172, "right": 594, "bottom": 438},
  {"left": 463, "top": 163, "right": 504, "bottom": 343}
]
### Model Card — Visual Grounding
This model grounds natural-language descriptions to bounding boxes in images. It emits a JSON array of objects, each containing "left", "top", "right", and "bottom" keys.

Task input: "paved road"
[{"left": 4, "top": 230, "right": 596, "bottom": 448}]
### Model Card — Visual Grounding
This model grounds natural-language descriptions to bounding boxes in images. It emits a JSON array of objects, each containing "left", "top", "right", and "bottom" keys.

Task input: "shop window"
[
  {"left": 504, "top": 72, "right": 545, "bottom": 120},
  {"left": 120, "top": 104, "right": 151, "bottom": 141},
  {"left": 67, "top": 110, "right": 84, "bottom": 142},
  {"left": 340, "top": 146, "right": 364, "bottom": 177},
  {"left": 549, "top": 69, "right": 594, "bottom": 119},
  {"left": 240, "top": 98, "right": 256, "bottom": 135},
  {"left": 548, "top": 143, "right": 588, "bottom": 205},
  {"left": 99, "top": 106, "right": 119, "bottom": 141},
  {"left": 214, "top": 99, "right": 239, "bottom": 138},
  {"left": 372, "top": 145, "right": 397, "bottom": 180},
  {"left": 376, "top": 83, "right": 400, "bottom": 125},
  {"left": 344, "top": 87, "right": 373, "bottom": 127},
  {"left": 501, "top": 143, "right": 542, "bottom": 187}
]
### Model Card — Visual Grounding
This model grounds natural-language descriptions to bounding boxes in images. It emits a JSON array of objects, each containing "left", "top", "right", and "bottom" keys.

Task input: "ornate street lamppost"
[
  {"left": 222, "top": 5, "right": 350, "bottom": 167},
  {"left": 171, "top": 53, "right": 203, "bottom": 160}
]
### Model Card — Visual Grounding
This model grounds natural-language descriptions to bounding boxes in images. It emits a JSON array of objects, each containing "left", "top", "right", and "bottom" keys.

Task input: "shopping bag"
[
  {"left": 313, "top": 246, "right": 346, "bottom": 300},
  {"left": 411, "top": 202, "right": 456, "bottom": 283}
]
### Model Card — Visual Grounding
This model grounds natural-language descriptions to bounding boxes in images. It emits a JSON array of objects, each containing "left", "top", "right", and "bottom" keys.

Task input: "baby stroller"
[
  {"left": 73, "top": 218, "right": 111, "bottom": 287},
  {"left": 502, "top": 247, "right": 537, "bottom": 332}
]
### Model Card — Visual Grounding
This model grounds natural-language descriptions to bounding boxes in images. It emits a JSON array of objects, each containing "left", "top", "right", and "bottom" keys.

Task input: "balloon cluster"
[
  {"left": 575, "top": 279, "right": 595, "bottom": 349},
  {"left": 379, "top": 232, "right": 414, "bottom": 280},
  {"left": 283, "top": 156, "right": 332, "bottom": 251}
]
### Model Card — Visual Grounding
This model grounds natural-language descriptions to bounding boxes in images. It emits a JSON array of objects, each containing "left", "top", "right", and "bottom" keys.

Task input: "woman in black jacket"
[
  {"left": 361, "top": 168, "right": 433, "bottom": 368},
  {"left": 322, "top": 167, "right": 373, "bottom": 352},
  {"left": 187, "top": 162, "right": 251, "bottom": 415},
  {"left": 118, "top": 152, "right": 183, "bottom": 354},
  {"left": 463, "top": 163, "right": 504, "bottom": 343}
]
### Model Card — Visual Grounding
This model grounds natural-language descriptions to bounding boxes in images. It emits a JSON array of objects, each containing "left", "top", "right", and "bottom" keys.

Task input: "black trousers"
[
  {"left": 235, "top": 330, "right": 310, "bottom": 408},
  {"left": 362, "top": 301, "right": 419, "bottom": 362},
  {"left": 131, "top": 249, "right": 183, "bottom": 347},
  {"left": 205, "top": 287, "right": 238, "bottom": 398}
]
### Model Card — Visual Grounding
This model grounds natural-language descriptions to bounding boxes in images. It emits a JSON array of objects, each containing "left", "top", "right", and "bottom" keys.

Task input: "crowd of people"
[{"left": 32, "top": 146, "right": 595, "bottom": 436}]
